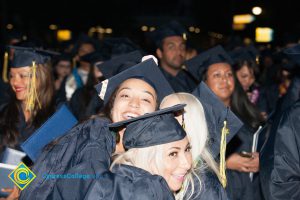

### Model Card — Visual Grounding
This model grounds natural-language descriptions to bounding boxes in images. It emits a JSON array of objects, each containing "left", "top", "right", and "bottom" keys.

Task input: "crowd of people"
[{"left": 0, "top": 20, "right": 299, "bottom": 200}]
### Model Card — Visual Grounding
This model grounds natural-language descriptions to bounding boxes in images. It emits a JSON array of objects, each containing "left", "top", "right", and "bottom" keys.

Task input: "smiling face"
[
  {"left": 111, "top": 78, "right": 157, "bottom": 123},
  {"left": 160, "top": 136, "right": 192, "bottom": 192},
  {"left": 9, "top": 66, "right": 32, "bottom": 102},
  {"left": 205, "top": 63, "right": 235, "bottom": 106}
]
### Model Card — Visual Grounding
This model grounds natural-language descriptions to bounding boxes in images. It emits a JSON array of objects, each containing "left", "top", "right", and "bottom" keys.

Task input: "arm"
[{"left": 270, "top": 102, "right": 300, "bottom": 200}]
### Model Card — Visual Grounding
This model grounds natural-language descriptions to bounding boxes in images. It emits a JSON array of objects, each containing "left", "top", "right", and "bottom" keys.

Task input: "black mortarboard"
[
  {"left": 149, "top": 20, "right": 188, "bottom": 47},
  {"left": 21, "top": 104, "right": 78, "bottom": 162},
  {"left": 9, "top": 46, "right": 60, "bottom": 68},
  {"left": 192, "top": 82, "right": 243, "bottom": 158},
  {"left": 229, "top": 45, "right": 260, "bottom": 64},
  {"left": 101, "top": 37, "right": 140, "bottom": 58},
  {"left": 95, "top": 50, "right": 143, "bottom": 79},
  {"left": 94, "top": 58, "right": 174, "bottom": 105},
  {"left": 79, "top": 51, "right": 105, "bottom": 65},
  {"left": 184, "top": 45, "right": 233, "bottom": 82},
  {"left": 283, "top": 44, "right": 300, "bottom": 66},
  {"left": 109, "top": 104, "right": 186, "bottom": 149}
]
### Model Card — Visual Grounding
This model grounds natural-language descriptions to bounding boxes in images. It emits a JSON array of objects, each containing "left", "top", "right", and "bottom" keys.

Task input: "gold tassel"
[
  {"left": 220, "top": 109, "right": 229, "bottom": 188},
  {"left": 72, "top": 57, "right": 77, "bottom": 69},
  {"left": 2, "top": 51, "right": 9, "bottom": 83},
  {"left": 25, "top": 61, "right": 41, "bottom": 112}
]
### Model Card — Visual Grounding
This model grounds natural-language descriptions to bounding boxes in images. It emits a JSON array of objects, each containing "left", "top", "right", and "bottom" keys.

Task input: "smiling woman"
[{"left": 0, "top": 47, "right": 55, "bottom": 153}]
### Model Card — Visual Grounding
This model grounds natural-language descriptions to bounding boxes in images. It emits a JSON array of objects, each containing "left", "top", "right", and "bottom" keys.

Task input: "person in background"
[
  {"left": 149, "top": 20, "right": 198, "bottom": 92},
  {"left": 0, "top": 46, "right": 57, "bottom": 199},
  {"left": 184, "top": 45, "right": 264, "bottom": 200}
]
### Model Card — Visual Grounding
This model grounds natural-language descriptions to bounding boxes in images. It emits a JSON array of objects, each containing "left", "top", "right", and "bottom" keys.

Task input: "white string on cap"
[
  {"left": 99, "top": 79, "right": 109, "bottom": 100},
  {"left": 141, "top": 55, "right": 158, "bottom": 65}
]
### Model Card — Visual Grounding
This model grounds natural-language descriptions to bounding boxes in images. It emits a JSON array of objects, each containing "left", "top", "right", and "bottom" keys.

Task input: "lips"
[
  {"left": 172, "top": 173, "right": 187, "bottom": 182},
  {"left": 14, "top": 86, "right": 26, "bottom": 93},
  {"left": 121, "top": 112, "right": 141, "bottom": 120}
]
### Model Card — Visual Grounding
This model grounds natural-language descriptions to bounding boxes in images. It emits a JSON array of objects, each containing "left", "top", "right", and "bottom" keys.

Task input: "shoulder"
[{"left": 191, "top": 169, "right": 229, "bottom": 200}]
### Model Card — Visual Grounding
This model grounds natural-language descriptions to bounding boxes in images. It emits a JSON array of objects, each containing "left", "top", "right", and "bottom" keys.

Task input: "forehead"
[
  {"left": 162, "top": 36, "right": 185, "bottom": 45},
  {"left": 118, "top": 78, "right": 156, "bottom": 93},
  {"left": 163, "top": 136, "right": 188, "bottom": 149},
  {"left": 10, "top": 66, "right": 31, "bottom": 73},
  {"left": 207, "top": 62, "right": 232, "bottom": 73}
]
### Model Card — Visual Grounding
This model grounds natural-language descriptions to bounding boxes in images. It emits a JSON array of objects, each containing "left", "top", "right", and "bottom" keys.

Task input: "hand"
[
  {"left": 0, "top": 186, "right": 20, "bottom": 200},
  {"left": 226, "top": 152, "right": 260, "bottom": 173}
]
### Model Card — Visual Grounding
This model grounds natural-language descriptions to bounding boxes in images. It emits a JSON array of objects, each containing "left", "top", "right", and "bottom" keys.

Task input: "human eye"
[
  {"left": 185, "top": 145, "right": 192, "bottom": 152},
  {"left": 213, "top": 72, "right": 222, "bottom": 79},
  {"left": 20, "top": 72, "right": 31, "bottom": 79},
  {"left": 169, "top": 152, "right": 178, "bottom": 158},
  {"left": 226, "top": 72, "right": 233, "bottom": 77}
]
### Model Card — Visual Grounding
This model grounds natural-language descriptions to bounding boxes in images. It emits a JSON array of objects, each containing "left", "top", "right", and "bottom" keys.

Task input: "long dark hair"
[
  {"left": 0, "top": 64, "right": 55, "bottom": 149},
  {"left": 231, "top": 74, "right": 264, "bottom": 129}
]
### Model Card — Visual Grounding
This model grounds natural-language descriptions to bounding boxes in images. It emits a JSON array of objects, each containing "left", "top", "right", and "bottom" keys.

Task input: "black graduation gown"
[
  {"left": 160, "top": 68, "right": 197, "bottom": 93},
  {"left": 184, "top": 168, "right": 229, "bottom": 200},
  {"left": 269, "top": 99, "right": 300, "bottom": 200},
  {"left": 225, "top": 125, "right": 255, "bottom": 200},
  {"left": 19, "top": 117, "right": 115, "bottom": 200},
  {"left": 0, "top": 103, "right": 35, "bottom": 152},
  {"left": 52, "top": 164, "right": 175, "bottom": 200}
]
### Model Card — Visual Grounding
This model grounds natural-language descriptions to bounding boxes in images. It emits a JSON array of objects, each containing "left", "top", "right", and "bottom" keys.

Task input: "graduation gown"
[
  {"left": 0, "top": 103, "right": 35, "bottom": 152},
  {"left": 160, "top": 68, "right": 197, "bottom": 93},
  {"left": 52, "top": 164, "right": 175, "bottom": 200},
  {"left": 184, "top": 168, "right": 228, "bottom": 200},
  {"left": 19, "top": 117, "right": 115, "bottom": 200},
  {"left": 269, "top": 99, "right": 300, "bottom": 200},
  {"left": 225, "top": 125, "right": 255, "bottom": 200}
]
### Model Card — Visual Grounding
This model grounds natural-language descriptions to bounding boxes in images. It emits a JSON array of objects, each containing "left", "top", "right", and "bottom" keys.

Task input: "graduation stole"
[{"left": 220, "top": 108, "right": 229, "bottom": 188}]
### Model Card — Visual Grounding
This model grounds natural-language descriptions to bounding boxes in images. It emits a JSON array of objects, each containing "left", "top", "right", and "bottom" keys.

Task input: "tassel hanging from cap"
[
  {"left": 219, "top": 107, "right": 229, "bottom": 188},
  {"left": 25, "top": 61, "right": 41, "bottom": 112},
  {"left": 2, "top": 51, "right": 9, "bottom": 83}
]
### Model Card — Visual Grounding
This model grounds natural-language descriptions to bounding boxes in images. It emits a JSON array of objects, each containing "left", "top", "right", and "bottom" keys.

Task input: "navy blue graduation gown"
[
  {"left": 52, "top": 164, "right": 175, "bottom": 200},
  {"left": 19, "top": 117, "right": 115, "bottom": 200},
  {"left": 270, "top": 99, "right": 300, "bottom": 200},
  {"left": 184, "top": 168, "right": 228, "bottom": 200},
  {"left": 160, "top": 67, "right": 197, "bottom": 93}
]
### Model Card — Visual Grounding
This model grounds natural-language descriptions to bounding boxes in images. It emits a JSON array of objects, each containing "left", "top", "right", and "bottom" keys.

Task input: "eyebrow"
[{"left": 118, "top": 87, "right": 156, "bottom": 100}]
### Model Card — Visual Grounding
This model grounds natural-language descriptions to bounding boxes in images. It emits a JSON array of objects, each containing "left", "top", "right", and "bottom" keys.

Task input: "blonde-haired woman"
[
  {"left": 53, "top": 105, "right": 192, "bottom": 199},
  {"left": 161, "top": 93, "right": 228, "bottom": 200}
]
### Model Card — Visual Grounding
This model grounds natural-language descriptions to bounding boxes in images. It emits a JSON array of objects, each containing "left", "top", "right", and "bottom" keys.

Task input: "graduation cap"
[
  {"left": 95, "top": 50, "right": 143, "bottom": 79},
  {"left": 79, "top": 51, "right": 105, "bottom": 65},
  {"left": 192, "top": 81, "right": 243, "bottom": 187},
  {"left": 101, "top": 37, "right": 140, "bottom": 58},
  {"left": 21, "top": 104, "right": 78, "bottom": 162},
  {"left": 184, "top": 45, "right": 233, "bottom": 82},
  {"left": 109, "top": 104, "right": 186, "bottom": 149},
  {"left": 94, "top": 57, "right": 174, "bottom": 105},
  {"left": 148, "top": 20, "right": 188, "bottom": 48},
  {"left": 229, "top": 45, "right": 260, "bottom": 65},
  {"left": 283, "top": 44, "right": 300, "bottom": 65},
  {"left": 10, "top": 46, "right": 60, "bottom": 68}
]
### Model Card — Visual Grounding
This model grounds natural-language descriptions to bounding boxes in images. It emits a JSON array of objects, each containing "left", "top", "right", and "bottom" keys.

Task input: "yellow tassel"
[
  {"left": 25, "top": 61, "right": 41, "bottom": 112},
  {"left": 2, "top": 52, "right": 9, "bottom": 83},
  {"left": 220, "top": 118, "right": 229, "bottom": 188}
]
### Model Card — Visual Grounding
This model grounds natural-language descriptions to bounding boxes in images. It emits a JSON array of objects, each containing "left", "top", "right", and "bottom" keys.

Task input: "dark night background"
[{"left": 1, "top": 0, "right": 300, "bottom": 50}]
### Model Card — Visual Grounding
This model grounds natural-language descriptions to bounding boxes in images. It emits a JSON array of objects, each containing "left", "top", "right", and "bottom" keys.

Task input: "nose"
[
  {"left": 180, "top": 153, "right": 192, "bottom": 170},
  {"left": 129, "top": 97, "right": 140, "bottom": 108}
]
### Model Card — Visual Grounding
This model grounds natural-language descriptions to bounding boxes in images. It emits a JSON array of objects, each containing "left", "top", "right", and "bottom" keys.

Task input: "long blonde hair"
[
  {"left": 160, "top": 93, "right": 220, "bottom": 199},
  {"left": 111, "top": 142, "right": 194, "bottom": 194}
]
